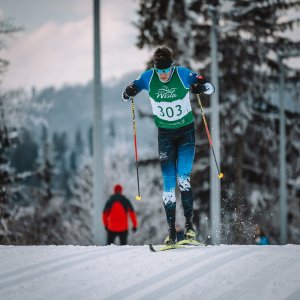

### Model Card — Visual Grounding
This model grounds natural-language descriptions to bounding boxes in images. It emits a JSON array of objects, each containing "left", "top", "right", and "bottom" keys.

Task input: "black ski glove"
[
  {"left": 190, "top": 83, "right": 208, "bottom": 94},
  {"left": 122, "top": 84, "right": 138, "bottom": 102},
  {"left": 132, "top": 227, "right": 137, "bottom": 233}
]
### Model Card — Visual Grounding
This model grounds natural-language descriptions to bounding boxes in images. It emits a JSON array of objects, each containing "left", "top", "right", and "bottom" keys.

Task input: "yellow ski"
[
  {"left": 149, "top": 244, "right": 184, "bottom": 252},
  {"left": 176, "top": 239, "right": 204, "bottom": 246}
]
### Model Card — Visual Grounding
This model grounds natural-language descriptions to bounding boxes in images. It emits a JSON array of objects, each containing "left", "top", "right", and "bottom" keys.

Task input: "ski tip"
[{"left": 149, "top": 244, "right": 157, "bottom": 252}]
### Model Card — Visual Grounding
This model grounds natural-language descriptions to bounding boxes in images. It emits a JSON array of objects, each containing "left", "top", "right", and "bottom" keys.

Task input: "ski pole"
[
  {"left": 131, "top": 97, "right": 142, "bottom": 200},
  {"left": 197, "top": 94, "right": 224, "bottom": 180}
]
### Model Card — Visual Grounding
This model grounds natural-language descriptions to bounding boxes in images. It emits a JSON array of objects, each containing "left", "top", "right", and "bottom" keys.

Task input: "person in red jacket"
[{"left": 102, "top": 184, "right": 138, "bottom": 245}]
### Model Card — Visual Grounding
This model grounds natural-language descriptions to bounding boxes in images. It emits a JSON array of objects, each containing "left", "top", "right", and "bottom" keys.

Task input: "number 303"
[{"left": 158, "top": 105, "right": 182, "bottom": 118}]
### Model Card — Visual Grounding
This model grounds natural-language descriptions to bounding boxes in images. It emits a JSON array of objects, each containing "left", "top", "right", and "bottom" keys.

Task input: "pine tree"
[
  {"left": 69, "top": 128, "right": 85, "bottom": 173},
  {"left": 0, "top": 98, "right": 17, "bottom": 243},
  {"left": 69, "top": 150, "right": 77, "bottom": 173},
  {"left": 66, "top": 157, "right": 93, "bottom": 245},
  {"left": 75, "top": 128, "right": 84, "bottom": 156},
  {"left": 0, "top": 20, "right": 22, "bottom": 243},
  {"left": 29, "top": 135, "right": 69, "bottom": 245},
  {"left": 0, "top": 19, "right": 22, "bottom": 73},
  {"left": 11, "top": 127, "right": 38, "bottom": 173},
  {"left": 52, "top": 131, "right": 69, "bottom": 193},
  {"left": 0, "top": 89, "right": 43, "bottom": 244},
  {"left": 88, "top": 126, "right": 93, "bottom": 157}
]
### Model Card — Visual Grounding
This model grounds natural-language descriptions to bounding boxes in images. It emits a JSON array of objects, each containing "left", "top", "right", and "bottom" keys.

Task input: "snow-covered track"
[
  {"left": 0, "top": 245, "right": 300, "bottom": 300},
  {"left": 0, "top": 246, "right": 131, "bottom": 292},
  {"left": 105, "top": 246, "right": 251, "bottom": 299}
]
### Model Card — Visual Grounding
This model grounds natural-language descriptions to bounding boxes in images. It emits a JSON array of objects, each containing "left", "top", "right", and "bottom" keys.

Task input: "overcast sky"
[
  {"left": 0, "top": 0, "right": 151, "bottom": 91},
  {"left": 0, "top": 1, "right": 299, "bottom": 92}
]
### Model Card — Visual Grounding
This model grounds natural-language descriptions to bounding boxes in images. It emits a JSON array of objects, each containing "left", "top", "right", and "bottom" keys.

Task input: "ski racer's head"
[
  {"left": 153, "top": 46, "right": 173, "bottom": 82},
  {"left": 114, "top": 184, "right": 123, "bottom": 194}
]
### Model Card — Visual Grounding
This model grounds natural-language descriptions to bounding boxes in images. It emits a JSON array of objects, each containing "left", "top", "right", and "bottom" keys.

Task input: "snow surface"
[{"left": 0, "top": 245, "right": 300, "bottom": 300}]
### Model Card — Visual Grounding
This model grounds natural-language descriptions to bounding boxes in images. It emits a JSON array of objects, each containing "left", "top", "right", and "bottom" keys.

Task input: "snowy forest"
[{"left": 1, "top": 0, "right": 300, "bottom": 246}]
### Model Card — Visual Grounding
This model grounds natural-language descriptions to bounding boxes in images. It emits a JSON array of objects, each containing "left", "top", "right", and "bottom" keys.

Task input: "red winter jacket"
[{"left": 102, "top": 193, "right": 138, "bottom": 232}]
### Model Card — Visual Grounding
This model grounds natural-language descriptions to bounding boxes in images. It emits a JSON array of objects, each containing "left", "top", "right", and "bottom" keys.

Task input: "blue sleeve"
[
  {"left": 177, "top": 66, "right": 199, "bottom": 88},
  {"left": 132, "top": 69, "right": 154, "bottom": 93},
  {"left": 177, "top": 66, "right": 215, "bottom": 95}
]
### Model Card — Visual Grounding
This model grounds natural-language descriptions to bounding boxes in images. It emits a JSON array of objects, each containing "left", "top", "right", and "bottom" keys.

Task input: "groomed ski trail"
[{"left": 0, "top": 245, "right": 300, "bottom": 300}]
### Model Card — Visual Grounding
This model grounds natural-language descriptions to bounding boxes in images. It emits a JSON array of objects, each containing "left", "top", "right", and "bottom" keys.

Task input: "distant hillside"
[{"left": 34, "top": 71, "right": 158, "bottom": 157}]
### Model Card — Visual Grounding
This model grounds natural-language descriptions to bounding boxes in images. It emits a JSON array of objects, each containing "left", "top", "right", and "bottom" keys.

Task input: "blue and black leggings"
[{"left": 158, "top": 122, "right": 195, "bottom": 227}]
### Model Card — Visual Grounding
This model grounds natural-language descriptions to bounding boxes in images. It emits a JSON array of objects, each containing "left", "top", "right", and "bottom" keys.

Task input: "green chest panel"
[
  {"left": 148, "top": 68, "right": 194, "bottom": 129},
  {"left": 149, "top": 69, "right": 188, "bottom": 102}
]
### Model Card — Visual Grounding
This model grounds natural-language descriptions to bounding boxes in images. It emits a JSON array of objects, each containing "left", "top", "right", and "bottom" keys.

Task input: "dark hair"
[{"left": 153, "top": 46, "right": 173, "bottom": 69}]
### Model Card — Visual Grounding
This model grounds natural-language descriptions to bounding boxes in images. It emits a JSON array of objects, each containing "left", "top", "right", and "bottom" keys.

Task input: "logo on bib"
[{"left": 156, "top": 86, "right": 177, "bottom": 99}]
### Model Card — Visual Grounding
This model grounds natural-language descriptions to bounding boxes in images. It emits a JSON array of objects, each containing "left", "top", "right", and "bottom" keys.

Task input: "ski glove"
[
  {"left": 132, "top": 227, "right": 137, "bottom": 233},
  {"left": 190, "top": 83, "right": 207, "bottom": 94},
  {"left": 190, "top": 82, "right": 215, "bottom": 95},
  {"left": 122, "top": 84, "right": 138, "bottom": 102}
]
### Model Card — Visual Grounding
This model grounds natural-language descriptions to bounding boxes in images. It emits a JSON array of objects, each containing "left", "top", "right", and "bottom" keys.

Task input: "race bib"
[{"left": 150, "top": 94, "right": 191, "bottom": 122}]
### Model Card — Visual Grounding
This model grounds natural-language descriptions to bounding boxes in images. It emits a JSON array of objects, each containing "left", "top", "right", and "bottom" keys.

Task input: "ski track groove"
[
  {"left": 48, "top": 247, "right": 149, "bottom": 300},
  {"left": 56, "top": 246, "right": 223, "bottom": 300},
  {"left": 286, "top": 287, "right": 300, "bottom": 300},
  {"left": 128, "top": 248, "right": 253, "bottom": 300},
  {"left": 103, "top": 247, "right": 248, "bottom": 300},
  {"left": 0, "top": 247, "right": 132, "bottom": 291},
  {"left": 214, "top": 255, "right": 296, "bottom": 300},
  {"left": 0, "top": 248, "right": 100, "bottom": 280}
]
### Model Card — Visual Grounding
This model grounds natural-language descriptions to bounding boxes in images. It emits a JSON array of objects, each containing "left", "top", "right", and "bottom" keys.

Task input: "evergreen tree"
[
  {"left": 69, "top": 128, "right": 85, "bottom": 173},
  {"left": 0, "top": 101, "right": 17, "bottom": 243},
  {"left": 52, "top": 131, "right": 69, "bottom": 193},
  {"left": 75, "top": 128, "right": 84, "bottom": 156},
  {"left": 11, "top": 127, "right": 38, "bottom": 173},
  {"left": 0, "top": 19, "right": 22, "bottom": 73},
  {"left": 52, "top": 132, "right": 68, "bottom": 163},
  {"left": 0, "top": 19, "right": 22, "bottom": 243},
  {"left": 88, "top": 126, "right": 93, "bottom": 157},
  {"left": 0, "top": 89, "right": 42, "bottom": 244},
  {"left": 28, "top": 138, "right": 68, "bottom": 245},
  {"left": 69, "top": 150, "right": 77, "bottom": 173},
  {"left": 66, "top": 157, "right": 93, "bottom": 245}
]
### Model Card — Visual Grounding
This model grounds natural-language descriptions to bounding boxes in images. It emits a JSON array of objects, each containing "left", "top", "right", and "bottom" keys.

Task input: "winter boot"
[
  {"left": 164, "top": 225, "right": 176, "bottom": 245},
  {"left": 185, "top": 220, "right": 196, "bottom": 240}
]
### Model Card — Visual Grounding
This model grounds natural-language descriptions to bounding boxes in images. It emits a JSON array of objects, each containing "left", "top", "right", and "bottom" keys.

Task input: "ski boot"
[
  {"left": 184, "top": 221, "right": 196, "bottom": 240},
  {"left": 175, "top": 221, "right": 202, "bottom": 246},
  {"left": 174, "top": 219, "right": 203, "bottom": 247},
  {"left": 164, "top": 225, "right": 177, "bottom": 245}
]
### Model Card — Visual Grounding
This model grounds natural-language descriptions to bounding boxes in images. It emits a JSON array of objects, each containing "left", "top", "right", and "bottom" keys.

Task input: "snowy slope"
[{"left": 0, "top": 245, "right": 300, "bottom": 300}]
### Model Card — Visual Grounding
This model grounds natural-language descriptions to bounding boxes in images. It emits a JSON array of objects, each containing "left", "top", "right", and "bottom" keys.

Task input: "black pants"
[{"left": 107, "top": 230, "right": 128, "bottom": 245}]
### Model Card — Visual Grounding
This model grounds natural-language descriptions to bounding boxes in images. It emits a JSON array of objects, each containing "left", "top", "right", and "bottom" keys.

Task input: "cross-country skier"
[{"left": 122, "top": 46, "right": 214, "bottom": 245}]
